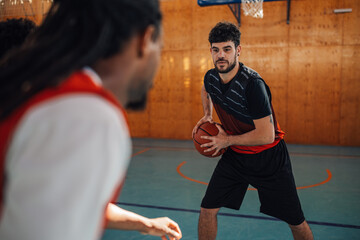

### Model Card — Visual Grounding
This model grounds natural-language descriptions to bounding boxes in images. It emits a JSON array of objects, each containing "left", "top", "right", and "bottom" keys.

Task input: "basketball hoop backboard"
[{"left": 197, "top": 0, "right": 290, "bottom": 26}]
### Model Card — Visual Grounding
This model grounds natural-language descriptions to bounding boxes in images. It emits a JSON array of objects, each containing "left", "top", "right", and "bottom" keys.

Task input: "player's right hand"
[{"left": 192, "top": 115, "right": 213, "bottom": 138}]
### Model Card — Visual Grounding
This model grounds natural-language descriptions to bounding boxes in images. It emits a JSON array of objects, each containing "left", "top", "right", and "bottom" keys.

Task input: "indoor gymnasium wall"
[
  {"left": 128, "top": 0, "right": 360, "bottom": 146},
  {"left": 1, "top": 0, "right": 359, "bottom": 146},
  {"left": 0, "top": 0, "right": 51, "bottom": 24}
]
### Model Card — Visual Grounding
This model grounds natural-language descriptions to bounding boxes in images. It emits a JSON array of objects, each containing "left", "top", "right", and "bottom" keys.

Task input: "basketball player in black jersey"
[{"left": 192, "top": 22, "right": 313, "bottom": 240}]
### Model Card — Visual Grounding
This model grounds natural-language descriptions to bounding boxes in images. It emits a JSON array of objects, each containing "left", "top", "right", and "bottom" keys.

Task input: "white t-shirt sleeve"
[{"left": 0, "top": 94, "right": 131, "bottom": 240}]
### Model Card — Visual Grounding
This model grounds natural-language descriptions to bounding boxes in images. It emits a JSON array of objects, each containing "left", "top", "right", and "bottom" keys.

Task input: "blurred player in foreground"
[{"left": 0, "top": 1, "right": 181, "bottom": 239}]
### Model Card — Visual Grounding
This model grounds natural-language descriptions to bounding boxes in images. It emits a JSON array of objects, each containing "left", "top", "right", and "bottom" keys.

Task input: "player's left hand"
[
  {"left": 200, "top": 124, "right": 230, "bottom": 156},
  {"left": 141, "top": 217, "right": 182, "bottom": 240}
]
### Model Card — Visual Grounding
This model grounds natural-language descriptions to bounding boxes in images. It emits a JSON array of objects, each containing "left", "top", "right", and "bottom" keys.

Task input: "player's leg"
[
  {"left": 289, "top": 220, "right": 313, "bottom": 240},
  {"left": 254, "top": 140, "right": 313, "bottom": 239},
  {"left": 256, "top": 175, "right": 314, "bottom": 240},
  {"left": 198, "top": 207, "right": 219, "bottom": 240},
  {"left": 199, "top": 149, "right": 248, "bottom": 239}
]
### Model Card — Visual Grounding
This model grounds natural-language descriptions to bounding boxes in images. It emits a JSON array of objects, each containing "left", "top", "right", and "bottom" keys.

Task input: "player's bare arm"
[{"left": 105, "top": 203, "right": 182, "bottom": 240}]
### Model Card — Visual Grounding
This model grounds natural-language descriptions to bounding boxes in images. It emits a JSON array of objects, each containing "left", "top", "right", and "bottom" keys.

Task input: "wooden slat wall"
[
  {"left": 1, "top": 0, "right": 359, "bottom": 145},
  {"left": 340, "top": 0, "right": 360, "bottom": 145},
  {"left": 0, "top": 0, "right": 51, "bottom": 24},
  {"left": 128, "top": 0, "right": 360, "bottom": 146}
]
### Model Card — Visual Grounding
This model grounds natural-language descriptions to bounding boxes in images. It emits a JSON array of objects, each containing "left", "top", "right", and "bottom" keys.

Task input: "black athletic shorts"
[{"left": 201, "top": 140, "right": 305, "bottom": 225}]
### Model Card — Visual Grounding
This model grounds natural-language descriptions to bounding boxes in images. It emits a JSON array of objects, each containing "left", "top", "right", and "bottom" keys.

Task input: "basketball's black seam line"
[
  {"left": 198, "top": 127, "right": 215, "bottom": 137},
  {"left": 193, "top": 128, "right": 213, "bottom": 149}
]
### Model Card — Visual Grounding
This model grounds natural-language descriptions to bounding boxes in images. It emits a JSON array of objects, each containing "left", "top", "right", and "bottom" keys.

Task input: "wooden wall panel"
[
  {"left": 342, "top": 0, "right": 360, "bottom": 45},
  {"left": 160, "top": 0, "right": 192, "bottom": 12},
  {"left": 148, "top": 50, "right": 193, "bottom": 139},
  {"left": 340, "top": 46, "right": 360, "bottom": 146},
  {"left": 287, "top": 46, "right": 342, "bottom": 144},
  {"left": 161, "top": 6, "right": 192, "bottom": 51},
  {"left": 127, "top": 0, "right": 360, "bottom": 146},
  {"left": 2, "top": 0, "right": 359, "bottom": 145},
  {"left": 127, "top": 110, "right": 151, "bottom": 137},
  {"left": 0, "top": 0, "right": 51, "bottom": 24},
  {"left": 289, "top": 0, "right": 342, "bottom": 47}
]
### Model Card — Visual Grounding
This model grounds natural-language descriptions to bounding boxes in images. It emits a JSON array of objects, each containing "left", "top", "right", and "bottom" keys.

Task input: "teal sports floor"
[{"left": 102, "top": 138, "right": 360, "bottom": 240}]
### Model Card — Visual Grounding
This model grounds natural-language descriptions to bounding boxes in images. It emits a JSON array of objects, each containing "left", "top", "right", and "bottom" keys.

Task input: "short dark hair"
[
  {"left": 0, "top": 0, "right": 162, "bottom": 120},
  {"left": 0, "top": 18, "right": 36, "bottom": 59},
  {"left": 208, "top": 22, "right": 241, "bottom": 47}
]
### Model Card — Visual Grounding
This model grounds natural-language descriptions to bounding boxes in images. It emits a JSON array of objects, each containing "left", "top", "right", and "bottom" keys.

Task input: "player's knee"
[
  {"left": 200, "top": 207, "right": 219, "bottom": 217},
  {"left": 288, "top": 220, "right": 307, "bottom": 230}
]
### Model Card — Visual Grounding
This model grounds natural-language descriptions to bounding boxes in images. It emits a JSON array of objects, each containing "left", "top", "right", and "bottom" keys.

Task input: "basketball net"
[{"left": 241, "top": 0, "right": 264, "bottom": 19}]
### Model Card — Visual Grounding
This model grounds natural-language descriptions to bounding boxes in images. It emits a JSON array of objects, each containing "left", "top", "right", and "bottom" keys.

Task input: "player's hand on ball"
[
  {"left": 201, "top": 124, "right": 230, "bottom": 156},
  {"left": 192, "top": 115, "right": 213, "bottom": 137}
]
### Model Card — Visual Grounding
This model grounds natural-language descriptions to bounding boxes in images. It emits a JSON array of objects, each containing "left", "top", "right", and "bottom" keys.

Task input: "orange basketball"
[{"left": 193, "top": 122, "right": 227, "bottom": 158}]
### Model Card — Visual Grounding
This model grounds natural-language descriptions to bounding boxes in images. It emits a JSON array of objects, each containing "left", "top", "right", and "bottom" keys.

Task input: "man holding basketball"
[
  {"left": 192, "top": 22, "right": 313, "bottom": 240},
  {"left": 0, "top": 1, "right": 181, "bottom": 240}
]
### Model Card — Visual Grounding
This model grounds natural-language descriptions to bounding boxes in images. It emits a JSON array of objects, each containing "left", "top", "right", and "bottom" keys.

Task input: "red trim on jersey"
[
  {"left": 213, "top": 102, "right": 285, "bottom": 154},
  {"left": 0, "top": 71, "right": 128, "bottom": 222},
  {"left": 227, "top": 121, "right": 285, "bottom": 154}
]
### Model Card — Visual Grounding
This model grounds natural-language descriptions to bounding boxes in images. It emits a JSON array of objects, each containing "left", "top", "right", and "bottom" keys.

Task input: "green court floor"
[{"left": 102, "top": 138, "right": 360, "bottom": 240}]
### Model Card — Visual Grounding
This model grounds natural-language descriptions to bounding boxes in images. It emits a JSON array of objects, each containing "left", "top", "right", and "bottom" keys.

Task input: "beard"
[
  {"left": 214, "top": 56, "right": 237, "bottom": 74},
  {"left": 125, "top": 93, "right": 148, "bottom": 111}
]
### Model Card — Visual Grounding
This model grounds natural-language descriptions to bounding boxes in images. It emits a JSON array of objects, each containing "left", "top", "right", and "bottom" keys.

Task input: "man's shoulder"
[
  {"left": 239, "top": 63, "right": 262, "bottom": 80},
  {"left": 204, "top": 68, "right": 220, "bottom": 82},
  {"left": 237, "top": 63, "right": 269, "bottom": 90}
]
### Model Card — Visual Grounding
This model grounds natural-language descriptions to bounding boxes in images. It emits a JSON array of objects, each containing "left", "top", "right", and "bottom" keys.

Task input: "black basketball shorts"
[{"left": 201, "top": 140, "right": 305, "bottom": 226}]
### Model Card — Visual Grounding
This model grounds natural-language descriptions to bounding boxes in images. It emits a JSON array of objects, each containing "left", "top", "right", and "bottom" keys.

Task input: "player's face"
[
  {"left": 210, "top": 41, "right": 240, "bottom": 74},
  {"left": 126, "top": 27, "right": 163, "bottom": 110}
]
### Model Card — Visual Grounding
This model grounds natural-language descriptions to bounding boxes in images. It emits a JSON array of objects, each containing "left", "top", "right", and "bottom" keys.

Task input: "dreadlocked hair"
[
  {"left": 0, "top": 18, "right": 36, "bottom": 59},
  {"left": 0, "top": 0, "right": 162, "bottom": 120}
]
